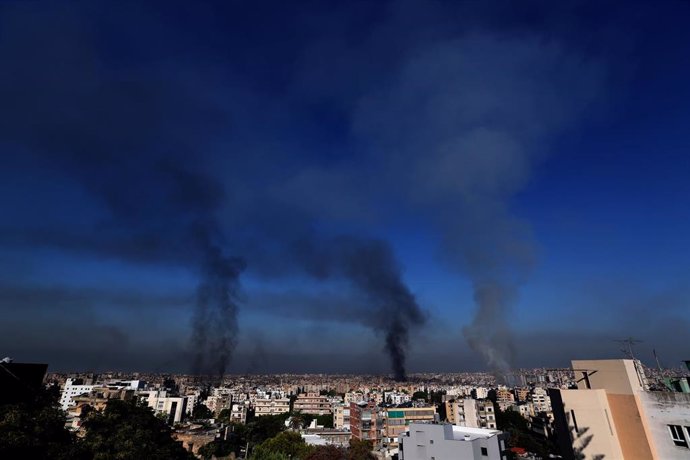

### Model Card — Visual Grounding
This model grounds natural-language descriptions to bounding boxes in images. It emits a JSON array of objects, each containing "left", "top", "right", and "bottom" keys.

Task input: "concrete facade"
[
  {"left": 637, "top": 391, "right": 690, "bottom": 459},
  {"left": 552, "top": 359, "right": 690, "bottom": 460},
  {"left": 446, "top": 398, "right": 497, "bottom": 429},
  {"left": 350, "top": 401, "right": 381, "bottom": 445},
  {"left": 384, "top": 406, "right": 436, "bottom": 448},
  {"left": 60, "top": 378, "right": 95, "bottom": 410},
  {"left": 254, "top": 397, "right": 290, "bottom": 416},
  {"left": 293, "top": 392, "right": 331, "bottom": 415},
  {"left": 399, "top": 423, "right": 508, "bottom": 460}
]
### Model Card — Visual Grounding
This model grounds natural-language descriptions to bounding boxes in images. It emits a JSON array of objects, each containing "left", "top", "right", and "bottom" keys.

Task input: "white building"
[
  {"left": 60, "top": 378, "right": 95, "bottom": 410},
  {"left": 230, "top": 402, "right": 248, "bottom": 424},
  {"left": 385, "top": 391, "right": 412, "bottom": 405},
  {"left": 474, "top": 387, "right": 489, "bottom": 399},
  {"left": 399, "top": 423, "right": 508, "bottom": 460},
  {"left": 140, "top": 390, "right": 188, "bottom": 424}
]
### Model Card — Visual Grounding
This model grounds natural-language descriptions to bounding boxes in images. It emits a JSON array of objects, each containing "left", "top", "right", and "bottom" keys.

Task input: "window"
[
  {"left": 669, "top": 425, "right": 688, "bottom": 448},
  {"left": 481, "top": 447, "right": 488, "bottom": 456}
]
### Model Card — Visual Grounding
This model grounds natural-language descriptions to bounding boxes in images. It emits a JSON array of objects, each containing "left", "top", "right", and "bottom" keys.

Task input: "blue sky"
[{"left": 1, "top": 0, "right": 689, "bottom": 375}]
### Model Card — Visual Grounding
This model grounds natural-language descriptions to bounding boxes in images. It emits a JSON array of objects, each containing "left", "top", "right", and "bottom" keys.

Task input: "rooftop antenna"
[
  {"left": 615, "top": 337, "right": 643, "bottom": 360},
  {"left": 653, "top": 349, "right": 663, "bottom": 372},
  {"left": 615, "top": 337, "right": 648, "bottom": 389}
]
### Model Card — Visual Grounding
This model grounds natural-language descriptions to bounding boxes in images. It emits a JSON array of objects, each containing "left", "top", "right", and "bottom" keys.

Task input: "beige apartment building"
[
  {"left": 254, "top": 397, "right": 290, "bottom": 417},
  {"left": 551, "top": 359, "right": 690, "bottom": 459},
  {"left": 293, "top": 392, "right": 331, "bottom": 415},
  {"left": 446, "top": 398, "right": 497, "bottom": 429}
]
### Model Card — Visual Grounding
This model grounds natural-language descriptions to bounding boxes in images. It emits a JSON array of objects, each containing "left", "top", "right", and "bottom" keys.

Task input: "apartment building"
[
  {"left": 383, "top": 405, "right": 437, "bottom": 449},
  {"left": 293, "top": 392, "right": 331, "bottom": 415},
  {"left": 254, "top": 397, "right": 290, "bottom": 416},
  {"left": 445, "top": 398, "right": 497, "bottom": 429},
  {"left": 60, "top": 378, "right": 96, "bottom": 410},
  {"left": 350, "top": 401, "right": 381, "bottom": 445},
  {"left": 334, "top": 403, "right": 351, "bottom": 430},
  {"left": 551, "top": 359, "right": 690, "bottom": 459}
]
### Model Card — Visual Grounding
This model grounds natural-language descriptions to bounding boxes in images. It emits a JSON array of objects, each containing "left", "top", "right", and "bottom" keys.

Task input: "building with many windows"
[
  {"left": 60, "top": 378, "right": 96, "bottom": 410},
  {"left": 383, "top": 405, "right": 437, "bottom": 449},
  {"left": 254, "top": 397, "right": 290, "bottom": 417},
  {"left": 446, "top": 398, "right": 497, "bottom": 429},
  {"left": 293, "top": 392, "right": 331, "bottom": 415},
  {"left": 350, "top": 401, "right": 381, "bottom": 445},
  {"left": 334, "top": 403, "right": 351, "bottom": 430}
]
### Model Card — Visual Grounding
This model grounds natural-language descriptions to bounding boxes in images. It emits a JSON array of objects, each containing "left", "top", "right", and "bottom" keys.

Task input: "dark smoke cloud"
[
  {"left": 355, "top": 34, "right": 605, "bottom": 377},
  {"left": 293, "top": 236, "right": 425, "bottom": 381},
  {"left": 0, "top": 1, "right": 633, "bottom": 375},
  {"left": 0, "top": 4, "right": 244, "bottom": 377},
  {"left": 193, "top": 242, "right": 245, "bottom": 377}
]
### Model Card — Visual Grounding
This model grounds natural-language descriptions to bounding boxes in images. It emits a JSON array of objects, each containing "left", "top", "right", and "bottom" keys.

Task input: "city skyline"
[{"left": 2, "top": 1, "right": 690, "bottom": 375}]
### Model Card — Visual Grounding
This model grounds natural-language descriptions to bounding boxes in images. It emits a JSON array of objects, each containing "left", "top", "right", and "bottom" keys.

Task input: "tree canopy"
[{"left": 80, "top": 399, "right": 195, "bottom": 460}]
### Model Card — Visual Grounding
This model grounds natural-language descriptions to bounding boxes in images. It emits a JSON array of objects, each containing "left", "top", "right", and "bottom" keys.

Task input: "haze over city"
[{"left": 2, "top": 0, "right": 690, "bottom": 377}]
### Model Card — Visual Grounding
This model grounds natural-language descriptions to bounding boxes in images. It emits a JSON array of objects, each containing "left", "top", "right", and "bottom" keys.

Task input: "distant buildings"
[
  {"left": 551, "top": 359, "right": 690, "bottom": 459},
  {"left": 399, "top": 423, "right": 508, "bottom": 460}
]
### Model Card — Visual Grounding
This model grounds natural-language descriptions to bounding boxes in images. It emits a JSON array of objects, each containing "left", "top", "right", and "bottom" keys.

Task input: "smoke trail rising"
[
  {"left": 355, "top": 34, "right": 603, "bottom": 376},
  {"left": 193, "top": 241, "right": 245, "bottom": 378},
  {"left": 298, "top": 236, "right": 425, "bottom": 381}
]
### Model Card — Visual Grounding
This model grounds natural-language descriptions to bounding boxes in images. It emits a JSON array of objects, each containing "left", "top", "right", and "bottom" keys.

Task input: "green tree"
[
  {"left": 247, "top": 414, "right": 287, "bottom": 446},
  {"left": 199, "top": 423, "right": 248, "bottom": 459},
  {"left": 250, "top": 431, "right": 311, "bottom": 459},
  {"left": 305, "top": 445, "right": 347, "bottom": 460},
  {"left": 198, "top": 438, "right": 236, "bottom": 460},
  {"left": 315, "top": 414, "right": 333, "bottom": 428},
  {"left": 289, "top": 412, "right": 305, "bottom": 431},
  {"left": 250, "top": 451, "right": 289, "bottom": 460},
  {"left": 192, "top": 402, "right": 213, "bottom": 420},
  {"left": 80, "top": 399, "right": 195, "bottom": 460},
  {"left": 217, "top": 408, "right": 232, "bottom": 424},
  {"left": 495, "top": 406, "right": 555, "bottom": 459},
  {"left": 411, "top": 391, "right": 428, "bottom": 401},
  {"left": 347, "top": 439, "right": 375, "bottom": 460},
  {"left": 0, "top": 386, "right": 86, "bottom": 460}
]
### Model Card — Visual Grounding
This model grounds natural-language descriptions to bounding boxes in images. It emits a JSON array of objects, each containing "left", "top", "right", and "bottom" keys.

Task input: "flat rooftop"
[{"left": 450, "top": 425, "right": 501, "bottom": 441}]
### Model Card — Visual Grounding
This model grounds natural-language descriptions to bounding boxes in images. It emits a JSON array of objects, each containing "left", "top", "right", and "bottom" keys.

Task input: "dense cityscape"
[
  {"left": 3, "top": 0, "right": 690, "bottom": 459},
  {"left": 2, "top": 357, "right": 689, "bottom": 459}
]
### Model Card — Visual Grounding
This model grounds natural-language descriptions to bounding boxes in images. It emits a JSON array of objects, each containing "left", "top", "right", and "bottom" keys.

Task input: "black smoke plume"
[
  {"left": 0, "top": 5, "right": 245, "bottom": 378},
  {"left": 193, "top": 241, "right": 246, "bottom": 378},
  {"left": 298, "top": 237, "right": 425, "bottom": 381}
]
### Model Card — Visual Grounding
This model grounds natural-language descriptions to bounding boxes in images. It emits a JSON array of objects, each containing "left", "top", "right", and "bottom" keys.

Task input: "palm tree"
[{"left": 289, "top": 412, "right": 304, "bottom": 431}]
